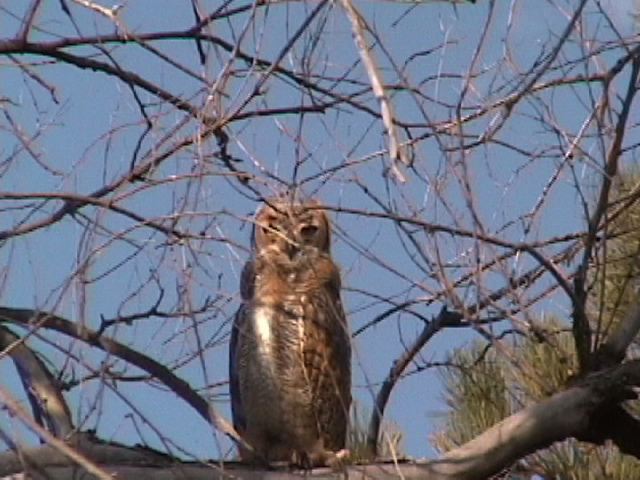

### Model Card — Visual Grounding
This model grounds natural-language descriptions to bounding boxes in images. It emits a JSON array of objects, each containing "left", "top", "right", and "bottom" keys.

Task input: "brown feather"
[{"left": 230, "top": 199, "right": 351, "bottom": 465}]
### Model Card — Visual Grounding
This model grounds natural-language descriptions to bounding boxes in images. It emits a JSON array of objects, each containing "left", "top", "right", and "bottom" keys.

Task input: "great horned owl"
[{"left": 229, "top": 198, "right": 351, "bottom": 466}]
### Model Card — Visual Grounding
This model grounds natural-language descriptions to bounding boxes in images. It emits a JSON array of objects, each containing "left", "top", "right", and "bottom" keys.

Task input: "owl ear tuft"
[
  {"left": 252, "top": 197, "right": 332, "bottom": 252},
  {"left": 251, "top": 199, "right": 280, "bottom": 249},
  {"left": 306, "top": 200, "right": 332, "bottom": 252}
]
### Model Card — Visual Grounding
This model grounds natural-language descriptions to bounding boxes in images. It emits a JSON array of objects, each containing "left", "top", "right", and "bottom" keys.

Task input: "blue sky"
[{"left": 1, "top": 0, "right": 639, "bottom": 461}]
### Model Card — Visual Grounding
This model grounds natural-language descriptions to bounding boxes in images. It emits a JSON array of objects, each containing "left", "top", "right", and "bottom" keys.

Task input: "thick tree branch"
[
  {"left": 428, "top": 359, "right": 640, "bottom": 480},
  {"left": 1, "top": 359, "right": 639, "bottom": 479},
  {"left": 594, "top": 300, "right": 640, "bottom": 367},
  {"left": 577, "top": 404, "right": 640, "bottom": 458},
  {"left": 0, "top": 325, "right": 73, "bottom": 438}
]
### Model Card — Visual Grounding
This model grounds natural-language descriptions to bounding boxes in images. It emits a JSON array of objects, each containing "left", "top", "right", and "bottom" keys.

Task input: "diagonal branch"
[
  {"left": 367, "top": 306, "right": 463, "bottom": 456},
  {"left": 365, "top": 241, "right": 582, "bottom": 456},
  {"left": 0, "top": 388, "right": 112, "bottom": 480},
  {"left": 0, "top": 325, "right": 73, "bottom": 438},
  {"left": 0, "top": 307, "right": 247, "bottom": 451},
  {"left": 573, "top": 49, "right": 640, "bottom": 372},
  {"left": 429, "top": 359, "right": 640, "bottom": 480},
  {"left": 339, "top": 0, "right": 408, "bottom": 183},
  {"left": 593, "top": 294, "right": 640, "bottom": 368}
]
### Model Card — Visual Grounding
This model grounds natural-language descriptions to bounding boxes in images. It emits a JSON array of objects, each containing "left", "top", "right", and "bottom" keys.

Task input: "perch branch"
[{"left": 1, "top": 359, "right": 639, "bottom": 479}]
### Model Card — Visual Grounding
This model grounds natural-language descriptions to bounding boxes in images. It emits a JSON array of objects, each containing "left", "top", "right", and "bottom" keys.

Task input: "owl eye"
[
  {"left": 262, "top": 223, "right": 278, "bottom": 236},
  {"left": 300, "top": 224, "right": 319, "bottom": 239}
]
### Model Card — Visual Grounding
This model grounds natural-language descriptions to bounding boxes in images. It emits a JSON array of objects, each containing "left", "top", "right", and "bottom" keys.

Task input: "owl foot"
[
  {"left": 288, "top": 450, "right": 313, "bottom": 470},
  {"left": 324, "top": 448, "right": 350, "bottom": 471},
  {"left": 289, "top": 448, "right": 350, "bottom": 470}
]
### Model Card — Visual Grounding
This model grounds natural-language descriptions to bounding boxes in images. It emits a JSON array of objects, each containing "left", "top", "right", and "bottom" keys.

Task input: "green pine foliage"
[
  {"left": 433, "top": 173, "right": 640, "bottom": 478},
  {"left": 590, "top": 174, "right": 640, "bottom": 355},
  {"left": 432, "top": 344, "right": 510, "bottom": 451},
  {"left": 434, "top": 319, "right": 640, "bottom": 478}
]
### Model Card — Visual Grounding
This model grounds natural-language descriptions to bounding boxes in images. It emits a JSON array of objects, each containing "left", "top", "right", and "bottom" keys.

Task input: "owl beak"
[{"left": 286, "top": 241, "right": 301, "bottom": 259}]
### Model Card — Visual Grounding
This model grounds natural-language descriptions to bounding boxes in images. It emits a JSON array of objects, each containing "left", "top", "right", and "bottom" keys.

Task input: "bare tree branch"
[
  {"left": 0, "top": 307, "right": 246, "bottom": 451},
  {"left": 367, "top": 306, "right": 463, "bottom": 455},
  {"left": 0, "top": 325, "right": 73, "bottom": 438},
  {"left": 0, "top": 390, "right": 112, "bottom": 480},
  {"left": 1, "top": 359, "right": 639, "bottom": 479},
  {"left": 574, "top": 46, "right": 640, "bottom": 371}
]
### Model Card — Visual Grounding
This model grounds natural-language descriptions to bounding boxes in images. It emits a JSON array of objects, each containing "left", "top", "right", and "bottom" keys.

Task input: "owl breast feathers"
[{"left": 229, "top": 198, "right": 351, "bottom": 466}]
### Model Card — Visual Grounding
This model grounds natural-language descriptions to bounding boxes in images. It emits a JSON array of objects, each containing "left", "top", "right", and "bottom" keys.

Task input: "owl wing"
[
  {"left": 230, "top": 260, "right": 256, "bottom": 435},
  {"left": 229, "top": 303, "right": 247, "bottom": 434},
  {"left": 302, "top": 287, "right": 351, "bottom": 451}
]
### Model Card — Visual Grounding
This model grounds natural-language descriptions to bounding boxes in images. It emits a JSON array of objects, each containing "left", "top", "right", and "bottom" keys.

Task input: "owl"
[{"left": 229, "top": 198, "right": 351, "bottom": 467}]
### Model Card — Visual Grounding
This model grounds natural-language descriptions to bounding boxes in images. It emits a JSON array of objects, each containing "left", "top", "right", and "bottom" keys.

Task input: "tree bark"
[{"left": 2, "top": 360, "right": 639, "bottom": 480}]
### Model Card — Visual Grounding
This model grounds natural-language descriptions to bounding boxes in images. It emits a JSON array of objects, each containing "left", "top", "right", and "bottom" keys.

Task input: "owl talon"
[
  {"left": 288, "top": 448, "right": 350, "bottom": 470},
  {"left": 289, "top": 450, "right": 312, "bottom": 470},
  {"left": 325, "top": 448, "right": 350, "bottom": 470}
]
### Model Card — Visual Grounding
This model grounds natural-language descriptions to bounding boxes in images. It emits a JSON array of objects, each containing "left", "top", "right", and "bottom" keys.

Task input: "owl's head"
[{"left": 252, "top": 198, "right": 331, "bottom": 258}]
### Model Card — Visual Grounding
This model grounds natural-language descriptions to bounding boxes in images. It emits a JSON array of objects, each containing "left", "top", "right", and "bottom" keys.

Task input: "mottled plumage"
[{"left": 229, "top": 198, "right": 351, "bottom": 466}]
